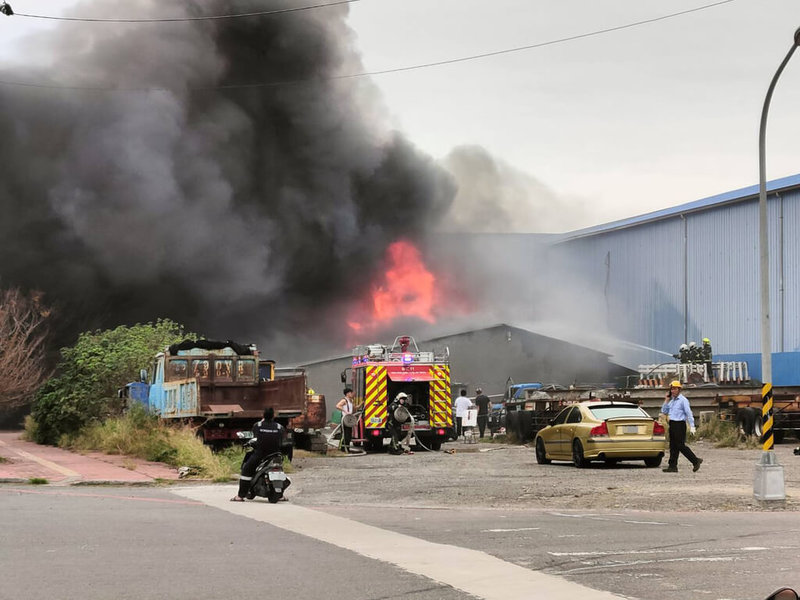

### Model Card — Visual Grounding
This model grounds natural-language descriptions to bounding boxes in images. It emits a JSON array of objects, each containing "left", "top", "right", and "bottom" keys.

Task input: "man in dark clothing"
[
  {"left": 688, "top": 341, "right": 700, "bottom": 364},
  {"left": 701, "top": 338, "right": 713, "bottom": 381},
  {"left": 473, "top": 388, "right": 491, "bottom": 438},
  {"left": 673, "top": 344, "right": 690, "bottom": 364},
  {"left": 232, "top": 406, "right": 285, "bottom": 501}
]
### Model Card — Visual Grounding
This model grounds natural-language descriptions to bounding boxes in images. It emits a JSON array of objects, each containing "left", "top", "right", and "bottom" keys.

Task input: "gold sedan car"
[{"left": 534, "top": 400, "right": 666, "bottom": 468}]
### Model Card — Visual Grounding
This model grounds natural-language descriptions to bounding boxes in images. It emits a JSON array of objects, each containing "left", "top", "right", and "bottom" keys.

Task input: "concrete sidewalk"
[{"left": 0, "top": 430, "right": 183, "bottom": 485}]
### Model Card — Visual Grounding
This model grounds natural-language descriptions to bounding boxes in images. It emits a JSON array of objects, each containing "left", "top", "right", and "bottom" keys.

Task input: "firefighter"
[
  {"left": 688, "top": 341, "right": 700, "bottom": 364},
  {"left": 701, "top": 338, "right": 713, "bottom": 380},
  {"left": 388, "top": 392, "right": 413, "bottom": 455},
  {"left": 673, "top": 343, "right": 690, "bottom": 364}
]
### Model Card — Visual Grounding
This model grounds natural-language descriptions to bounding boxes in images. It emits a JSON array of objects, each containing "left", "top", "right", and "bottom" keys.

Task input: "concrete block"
[{"left": 753, "top": 462, "right": 786, "bottom": 501}]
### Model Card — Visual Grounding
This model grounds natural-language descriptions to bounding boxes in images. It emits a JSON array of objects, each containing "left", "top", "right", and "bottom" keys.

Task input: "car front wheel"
[
  {"left": 572, "top": 439, "right": 589, "bottom": 468},
  {"left": 535, "top": 438, "right": 550, "bottom": 464}
]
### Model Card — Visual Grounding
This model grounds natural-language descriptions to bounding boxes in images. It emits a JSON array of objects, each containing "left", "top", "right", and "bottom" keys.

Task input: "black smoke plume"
[{"left": 0, "top": 0, "right": 455, "bottom": 361}]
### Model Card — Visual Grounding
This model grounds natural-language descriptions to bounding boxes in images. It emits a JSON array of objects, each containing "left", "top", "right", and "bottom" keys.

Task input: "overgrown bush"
[
  {"left": 30, "top": 319, "right": 193, "bottom": 445},
  {"left": 696, "top": 417, "right": 760, "bottom": 449}
]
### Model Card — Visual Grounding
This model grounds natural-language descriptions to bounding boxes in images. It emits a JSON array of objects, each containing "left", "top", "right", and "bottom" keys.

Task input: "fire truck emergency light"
[{"left": 402, "top": 353, "right": 413, "bottom": 364}]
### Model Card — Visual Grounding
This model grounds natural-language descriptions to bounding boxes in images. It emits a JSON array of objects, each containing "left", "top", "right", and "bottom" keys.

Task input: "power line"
[
  {"left": 0, "top": 0, "right": 737, "bottom": 92},
  {"left": 342, "top": 0, "right": 737, "bottom": 79},
  {"left": 7, "top": 0, "right": 361, "bottom": 22}
]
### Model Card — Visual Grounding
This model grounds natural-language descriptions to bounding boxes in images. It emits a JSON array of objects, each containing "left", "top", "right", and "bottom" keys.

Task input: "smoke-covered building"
[
  {"left": 299, "top": 324, "right": 631, "bottom": 413},
  {"left": 544, "top": 173, "right": 800, "bottom": 385}
]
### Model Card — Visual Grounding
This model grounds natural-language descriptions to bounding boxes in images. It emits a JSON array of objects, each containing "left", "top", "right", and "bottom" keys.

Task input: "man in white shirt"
[{"left": 454, "top": 389, "right": 473, "bottom": 439}]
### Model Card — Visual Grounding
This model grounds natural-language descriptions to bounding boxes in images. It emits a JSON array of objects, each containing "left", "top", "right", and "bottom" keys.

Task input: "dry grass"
[
  {"left": 61, "top": 405, "right": 240, "bottom": 481},
  {"left": 696, "top": 418, "right": 760, "bottom": 449}
]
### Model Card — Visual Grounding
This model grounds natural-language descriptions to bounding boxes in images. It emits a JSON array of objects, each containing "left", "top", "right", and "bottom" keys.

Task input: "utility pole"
[{"left": 753, "top": 26, "right": 800, "bottom": 502}]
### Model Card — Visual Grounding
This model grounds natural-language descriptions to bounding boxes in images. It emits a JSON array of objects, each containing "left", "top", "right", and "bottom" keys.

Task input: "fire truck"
[{"left": 343, "top": 335, "right": 453, "bottom": 451}]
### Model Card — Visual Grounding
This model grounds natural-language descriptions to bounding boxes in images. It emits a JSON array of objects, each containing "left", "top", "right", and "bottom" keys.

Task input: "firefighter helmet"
[
  {"left": 680, "top": 344, "right": 688, "bottom": 351},
  {"left": 669, "top": 380, "right": 682, "bottom": 389},
  {"left": 395, "top": 392, "right": 408, "bottom": 401},
  {"left": 702, "top": 338, "right": 710, "bottom": 344},
  {"left": 689, "top": 341, "right": 696, "bottom": 348}
]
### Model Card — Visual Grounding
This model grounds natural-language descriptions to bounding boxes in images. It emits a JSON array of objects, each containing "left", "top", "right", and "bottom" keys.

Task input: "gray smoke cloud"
[
  {"left": 439, "top": 145, "right": 599, "bottom": 233},
  {"left": 0, "top": 0, "right": 456, "bottom": 360}
]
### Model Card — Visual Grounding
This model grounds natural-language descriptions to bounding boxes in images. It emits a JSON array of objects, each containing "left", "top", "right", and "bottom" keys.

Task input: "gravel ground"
[{"left": 289, "top": 438, "right": 800, "bottom": 512}]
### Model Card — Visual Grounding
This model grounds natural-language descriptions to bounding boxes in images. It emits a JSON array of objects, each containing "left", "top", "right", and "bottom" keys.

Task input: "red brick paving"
[{"left": 0, "top": 431, "right": 182, "bottom": 485}]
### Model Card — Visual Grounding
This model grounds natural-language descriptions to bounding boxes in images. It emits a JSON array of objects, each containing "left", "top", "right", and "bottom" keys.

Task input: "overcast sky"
[
  {"left": 2, "top": 0, "right": 799, "bottom": 231},
  {"left": 347, "top": 0, "right": 800, "bottom": 229}
]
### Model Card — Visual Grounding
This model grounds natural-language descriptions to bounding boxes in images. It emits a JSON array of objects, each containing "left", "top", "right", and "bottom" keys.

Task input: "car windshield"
[{"left": 588, "top": 405, "right": 650, "bottom": 420}]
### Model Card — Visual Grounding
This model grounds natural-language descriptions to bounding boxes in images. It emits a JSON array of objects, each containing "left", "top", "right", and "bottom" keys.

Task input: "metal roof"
[{"left": 552, "top": 173, "right": 800, "bottom": 243}]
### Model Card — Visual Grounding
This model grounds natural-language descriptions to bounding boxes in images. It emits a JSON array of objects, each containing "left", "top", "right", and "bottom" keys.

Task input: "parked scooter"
[{"left": 237, "top": 432, "right": 290, "bottom": 503}]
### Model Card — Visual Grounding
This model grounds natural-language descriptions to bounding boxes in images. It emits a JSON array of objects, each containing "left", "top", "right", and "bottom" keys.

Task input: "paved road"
[
  {"left": 2, "top": 483, "right": 798, "bottom": 600},
  {"left": 0, "top": 486, "right": 471, "bottom": 600},
  {"left": 2, "top": 432, "right": 800, "bottom": 600}
]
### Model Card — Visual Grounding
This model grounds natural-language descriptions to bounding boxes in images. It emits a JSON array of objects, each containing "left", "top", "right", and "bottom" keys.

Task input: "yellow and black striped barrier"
[{"left": 761, "top": 383, "right": 774, "bottom": 451}]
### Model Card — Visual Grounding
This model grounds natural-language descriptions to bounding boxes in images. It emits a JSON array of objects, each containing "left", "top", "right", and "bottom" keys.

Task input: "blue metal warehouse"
[{"left": 548, "top": 174, "right": 800, "bottom": 385}]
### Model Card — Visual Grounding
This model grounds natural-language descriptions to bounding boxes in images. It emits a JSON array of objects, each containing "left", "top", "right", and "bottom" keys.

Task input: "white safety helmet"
[
  {"left": 680, "top": 344, "right": 688, "bottom": 351},
  {"left": 689, "top": 341, "right": 696, "bottom": 348},
  {"left": 396, "top": 392, "right": 408, "bottom": 401}
]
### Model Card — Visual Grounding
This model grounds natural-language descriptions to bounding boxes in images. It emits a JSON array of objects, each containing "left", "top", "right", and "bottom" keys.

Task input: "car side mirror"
[{"left": 139, "top": 369, "right": 148, "bottom": 383}]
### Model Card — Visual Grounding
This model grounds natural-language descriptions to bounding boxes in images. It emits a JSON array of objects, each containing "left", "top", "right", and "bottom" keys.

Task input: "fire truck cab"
[{"left": 344, "top": 335, "right": 453, "bottom": 451}]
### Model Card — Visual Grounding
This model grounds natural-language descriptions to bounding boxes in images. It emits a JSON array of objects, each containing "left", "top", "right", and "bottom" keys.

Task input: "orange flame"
[{"left": 348, "top": 240, "right": 438, "bottom": 332}]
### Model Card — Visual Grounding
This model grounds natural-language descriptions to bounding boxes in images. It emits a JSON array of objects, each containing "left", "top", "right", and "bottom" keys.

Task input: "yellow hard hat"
[
  {"left": 703, "top": 338, "right": 710, "bottom": 344},
  {"left": 669, "top": 380, "right": 682, "bottom": 388}
]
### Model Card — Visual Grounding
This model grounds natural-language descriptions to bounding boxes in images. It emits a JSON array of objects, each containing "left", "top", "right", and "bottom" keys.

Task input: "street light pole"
[
  {"left": 754, "top": 26, "right": 800, "bottom": 502},
  {"left": 758, "top": 27, "right": 800, "bottom": 385}
]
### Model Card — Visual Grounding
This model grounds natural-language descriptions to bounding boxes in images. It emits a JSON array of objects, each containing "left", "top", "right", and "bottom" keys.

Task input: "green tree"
[{"left": 31, "top": 319, "right": 195, "bottom": 445}]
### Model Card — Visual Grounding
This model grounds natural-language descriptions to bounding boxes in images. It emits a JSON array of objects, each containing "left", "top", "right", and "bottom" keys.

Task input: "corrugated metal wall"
[
  {"left": 779, "top": 189, "right": 800, "bottom": 352},
  {"left": 552, "top": 186, "right": 800, "bottom": 371}
]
